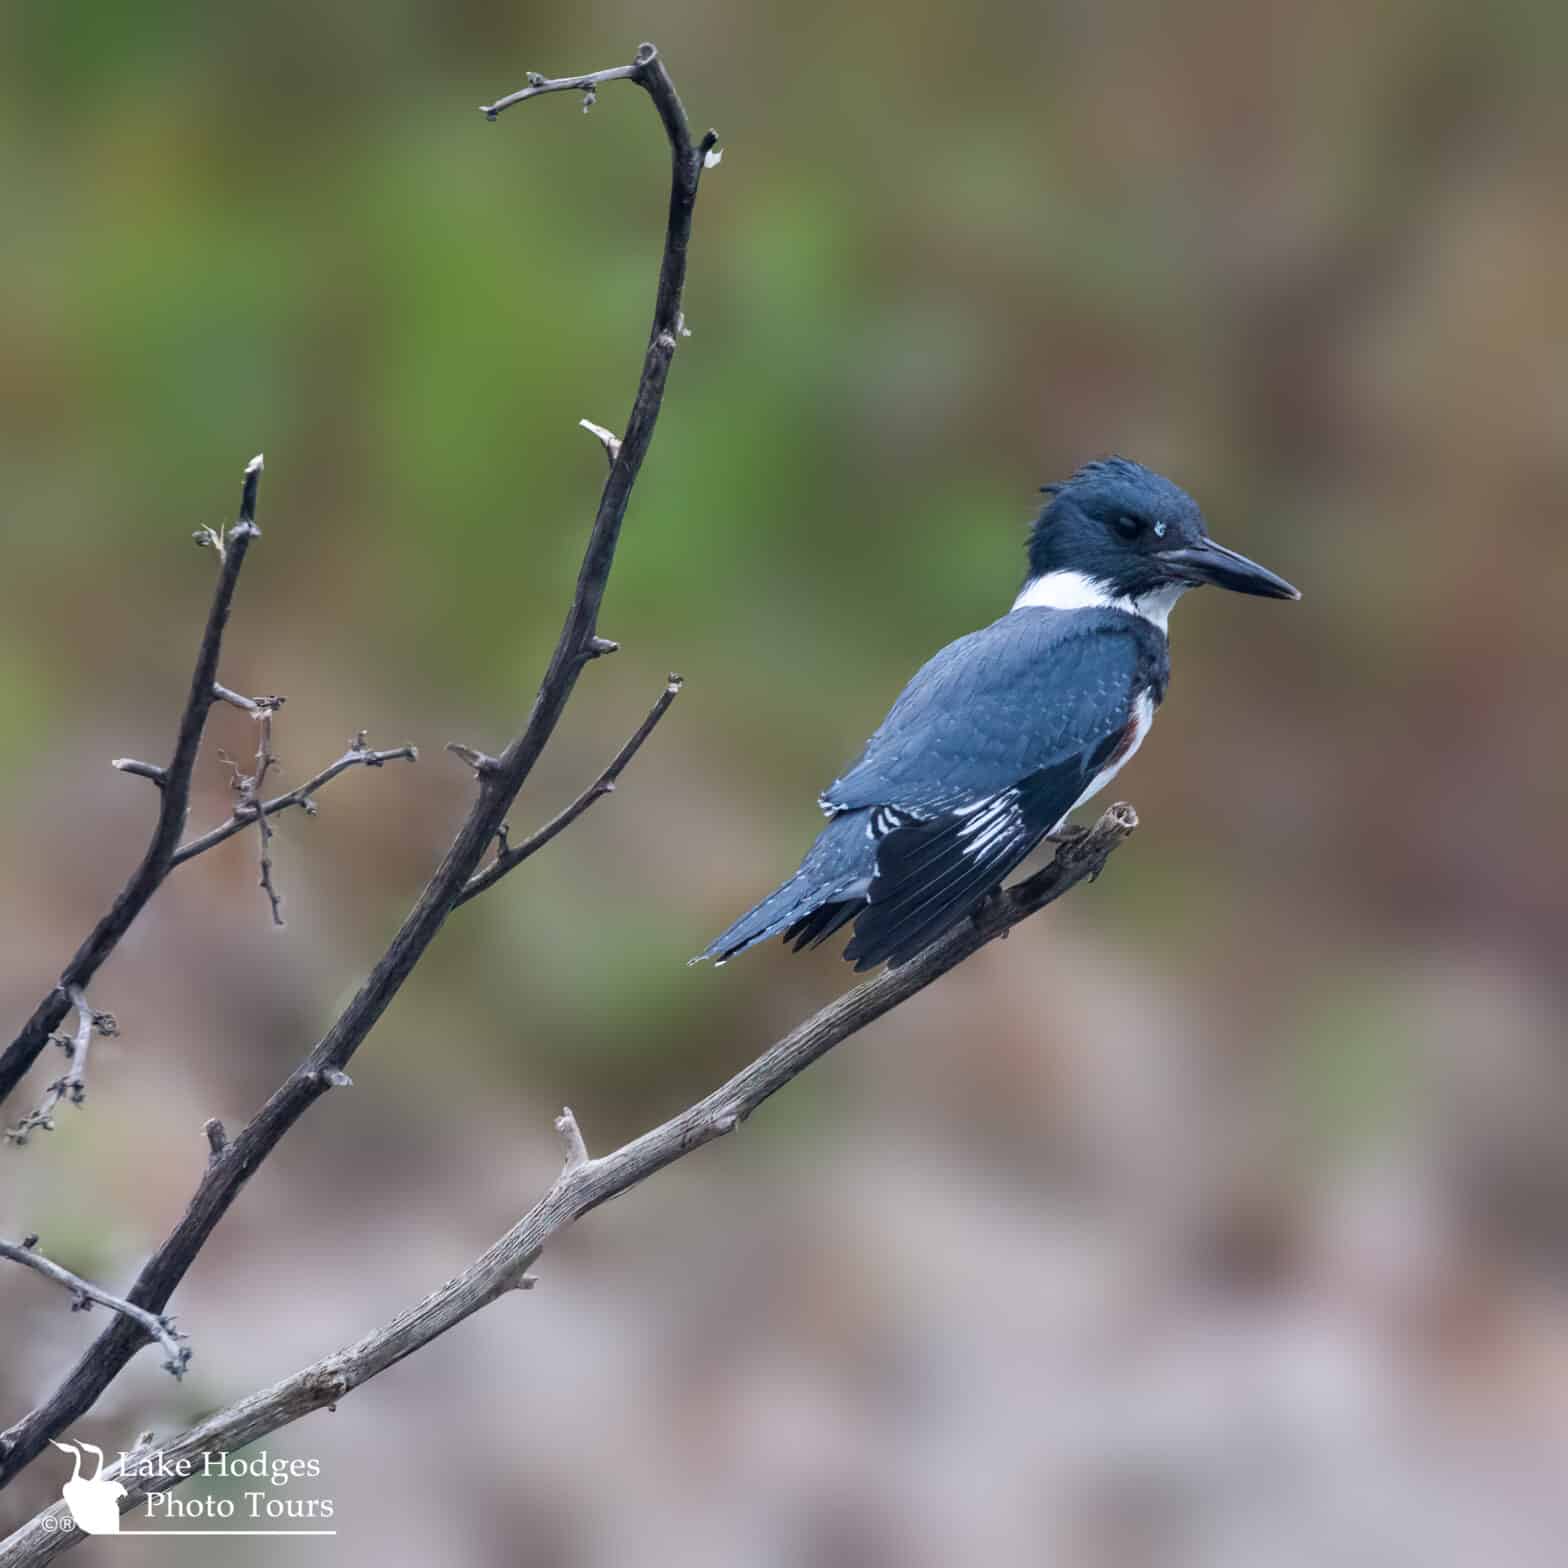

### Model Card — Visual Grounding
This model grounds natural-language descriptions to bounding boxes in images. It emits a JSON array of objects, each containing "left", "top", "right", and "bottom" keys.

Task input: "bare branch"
[
  {"left": 250, "top": 704, "right": 284, "bottom": 925},
  {"left": 0, "top": 1237, "right": 189, "bottom": 1381},
  {"left": 0, "top": 809, "right": 1134, "bottom": 1554},
  {"left": 0, "top": 40, "right": 715, "bottom": 1488},
  {"left": 457, "top": 675, "right": 684, "bottom": 906},
  {"left": 480, "top": 58, "right": 642, "bottom": 119},
  {"left": 0, "top": 456, "right": 263, "bottom": 1110},
  {"left": 170, "top": 736, "right": 418, "bottom": 866},
  {"left": 216, "top": 693, "right": 288, "bottom": 925},
  {"left": 4, "top": 991, "right": 116, "bottom": 1146}
]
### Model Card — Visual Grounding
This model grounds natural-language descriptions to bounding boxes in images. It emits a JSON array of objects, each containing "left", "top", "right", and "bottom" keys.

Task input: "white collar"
[{"left": 1011, "top": 570, "right": 1186, "bottom": 632}]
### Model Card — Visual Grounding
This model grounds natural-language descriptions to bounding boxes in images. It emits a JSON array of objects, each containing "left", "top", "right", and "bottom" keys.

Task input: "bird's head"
[{"left": 1021, "top": 457, "right": 1299, "bottom": 622}]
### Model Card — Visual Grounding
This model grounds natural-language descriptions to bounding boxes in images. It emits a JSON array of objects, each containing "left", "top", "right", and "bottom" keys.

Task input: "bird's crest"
[{"left": 1039, "top": 454, "right": 1147, "bottom": 497}]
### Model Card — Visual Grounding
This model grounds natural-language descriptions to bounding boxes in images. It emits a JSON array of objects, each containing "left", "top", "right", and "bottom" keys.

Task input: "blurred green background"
[{"left": 3, "top": 2, "right": 1566, "bottom": 1563}]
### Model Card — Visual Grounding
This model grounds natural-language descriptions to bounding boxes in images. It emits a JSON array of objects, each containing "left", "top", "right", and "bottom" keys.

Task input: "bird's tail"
[{"left": 694, "top": 812, "right": 873, "bottom": 965}]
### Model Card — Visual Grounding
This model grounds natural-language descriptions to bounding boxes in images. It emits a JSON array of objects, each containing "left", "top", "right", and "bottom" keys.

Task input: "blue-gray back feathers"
[{"left": 701, "top": 607, "right": 1166, "bottom": 969}]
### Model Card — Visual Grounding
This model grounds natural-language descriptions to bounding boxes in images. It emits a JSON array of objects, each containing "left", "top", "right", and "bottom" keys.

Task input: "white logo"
[
  {"left": 46, "top": 1435, "right": 338, "bottom": 1539},
  {"left": 51, "top": 1440, "right": 128, "bottom": 1535}
]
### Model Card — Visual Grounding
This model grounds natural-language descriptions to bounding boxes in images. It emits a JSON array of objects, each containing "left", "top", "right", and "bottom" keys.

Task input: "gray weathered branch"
[
  {"left": 4, "top": 990, "right": 115, "bottom": 1145},
  {"left": 0, "top": 1237, "right": 188, "bottom": 1381},
  {"left": 0, "top": 806, "right": 1134, "bottom": 1562}
]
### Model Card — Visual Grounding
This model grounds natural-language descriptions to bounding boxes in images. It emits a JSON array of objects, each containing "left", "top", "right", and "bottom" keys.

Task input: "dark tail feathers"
[{"left": 694, "top": 812, "right": 873, "bottom": 965}]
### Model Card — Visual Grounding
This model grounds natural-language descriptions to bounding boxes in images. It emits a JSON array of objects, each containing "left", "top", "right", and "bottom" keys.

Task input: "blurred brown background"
[{"left": 3, "top": 1, "right": 1567, "bottom": 1562}]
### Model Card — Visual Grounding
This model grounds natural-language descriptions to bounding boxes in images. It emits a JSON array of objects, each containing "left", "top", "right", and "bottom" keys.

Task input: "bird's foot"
[
  {"left": 971, "top": 885, "right": 1007, "bottom": 933},
  {"left": 1047, "top": 821, "right": 1090, "bottom": 847}
]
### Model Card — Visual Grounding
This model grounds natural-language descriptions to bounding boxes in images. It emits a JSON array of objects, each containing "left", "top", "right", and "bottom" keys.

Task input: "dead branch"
[
  {"left": 169, "top": 734, "right": 418, "bottom": 866},
  {"left": 0, "top": 807, "right": 1134, "bottom": 1559},
  {"left": 0, "top": 1238, "right": 188, "bottom": 1382},
  {"left": 4, "top": 990, "right": 116, "bottom": 1145},
  {"left": 0, "top": 38, "right": 716, "bottom": 1490},
  {"left": 457, "top": 674, "right": 684, "bottom": 906},
  {"left": 0, "top": 467, "right": 416, "bottom": 1117},
  {"left": 0, "top": 458, "right": 264, "bottom": 1108}
]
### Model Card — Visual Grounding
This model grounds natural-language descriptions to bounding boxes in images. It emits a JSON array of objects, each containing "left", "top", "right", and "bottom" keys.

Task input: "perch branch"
[
  {"left": 0, "top": 457, "right": 263, "bottom": 1111},
  {"left": 457, "top": 674, "right": 683, "bottom": 906},
  {"left": 0, "top": 1238, "right": 189, "bottom": 1383},
  {"left": 0, "top": 807, "right": 1135, "bottom": 1558},
  {"left": 0, "top": 40, "right": 714, "bottom": 1490}
]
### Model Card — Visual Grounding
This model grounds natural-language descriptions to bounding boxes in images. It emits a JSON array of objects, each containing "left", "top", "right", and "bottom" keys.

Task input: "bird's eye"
[{"left": 1113, "top": 514, "right": 1145, "bottom": 541}]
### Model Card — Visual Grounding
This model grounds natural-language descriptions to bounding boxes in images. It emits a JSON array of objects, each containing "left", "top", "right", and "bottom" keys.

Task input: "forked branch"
[
  {"left": 0, "top": 1238, "right": 189, "bottom": 1381},
  {"left": 0, "top": 39, "right": 716, "bottom": 1491},
  {"left": 5, "top": 991, "right": 115, "bottom": 1145},
  {"left": 458, "top": 675, "right": 684, "bottom": 906},
  {"left": 0, "top": 807, "right": 1135, "bottom": 1559},
  {"left": 0, "top": 458, "right": 264, "bottom": 1109}
]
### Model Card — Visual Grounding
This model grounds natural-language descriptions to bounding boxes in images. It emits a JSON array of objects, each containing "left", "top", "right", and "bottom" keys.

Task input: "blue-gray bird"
[{"left": 698, "top": 458, "right": 1299, "bottom": 972}]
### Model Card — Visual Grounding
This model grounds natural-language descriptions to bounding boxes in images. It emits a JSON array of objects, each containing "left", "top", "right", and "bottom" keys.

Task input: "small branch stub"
[
  {"left": 446, "top": 743, "right": 501, "bottom": 777},
  {"left": 112, "top": 758, "right": 167, "bottom": 787},
  {"left": 579, "top": 418, "right": 622, "bottom": 463},
  {"left": 554, "top": 1107, "right": 589, "bottom": 1173}
]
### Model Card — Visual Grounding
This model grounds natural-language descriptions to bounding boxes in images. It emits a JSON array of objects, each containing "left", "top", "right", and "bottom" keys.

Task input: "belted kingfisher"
[{"left": 699, "top": 458, "right": 1299, "bottom": 972}]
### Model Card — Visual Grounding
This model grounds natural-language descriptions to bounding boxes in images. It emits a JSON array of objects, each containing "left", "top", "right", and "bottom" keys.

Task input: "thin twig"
[
  {"left": 4, "top": 991, "right": 116, "bottom": 1145},
  {"left": 211, "top": 683, "right": 270, "bottom": 714},
  {"left": 480, "top": 60, "right": 642, "bottom": 119},
  {"left": 0, "top": 809, "right": 1135, "bottom": 1555},
  {"left": 0, "top": 40, "right": 715, "bottom": 1489},
  {"left": 171, "top": 737, "right": 419, "bottom": 866},
  {"left": 457, "top": 675, "right": 684, "bottom": 907},
  {"left": 217, "top": 693, "right": 287, "bottom": 925},
  {"left": 0, "top": 1238, "right": 188, "bottom": 1380},
  {"left": 0, "top": 457, "right": 263, "bottom": 1111},
  {"left": 250, "top": 704, "right": 283, "bottom": 925}
]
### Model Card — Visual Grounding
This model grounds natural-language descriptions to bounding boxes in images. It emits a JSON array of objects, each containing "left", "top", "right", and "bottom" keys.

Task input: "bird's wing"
[
  {"left": 821, "top": 608, "right": 1158, "bottom": 819},
  {"left": 842, "top": 762, "right": 1092, "bottom": 970},
  {"left": 827, "top": 610, "right": 1160, "bottom": 971}
]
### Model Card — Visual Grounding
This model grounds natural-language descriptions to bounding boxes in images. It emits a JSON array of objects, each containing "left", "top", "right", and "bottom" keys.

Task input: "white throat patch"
[{"left": 1011, "top": 571, "right": 1187, "bottom": 632}]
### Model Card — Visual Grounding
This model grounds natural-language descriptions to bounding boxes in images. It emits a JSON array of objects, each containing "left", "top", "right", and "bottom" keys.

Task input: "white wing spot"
[{"left": 956, "top": 789, "right": 1022, "bottom": 859}]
